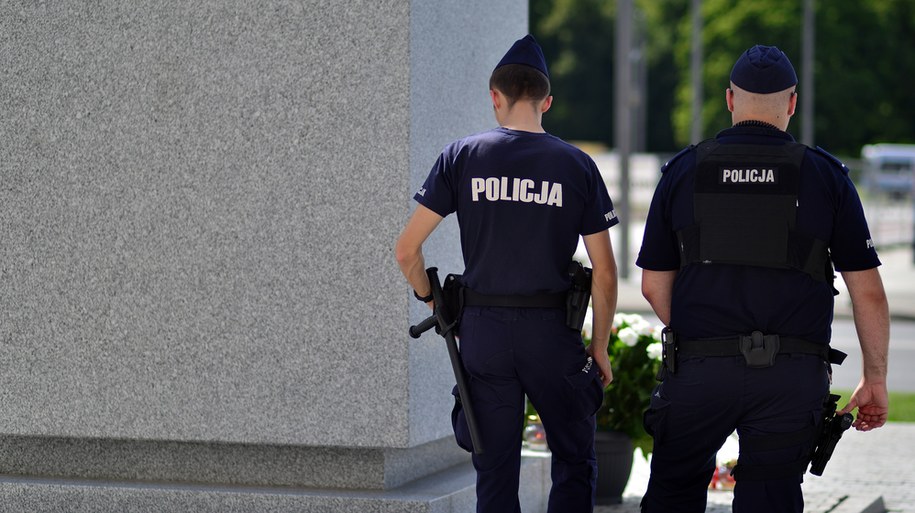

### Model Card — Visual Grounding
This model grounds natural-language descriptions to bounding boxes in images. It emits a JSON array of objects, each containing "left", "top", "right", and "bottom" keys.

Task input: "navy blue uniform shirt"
[
  {"left": 416, "top": 127, "right": 618, "bottom": 296},
  {"left": 637, "top": 126, "right": 880, "bottom": 342}
]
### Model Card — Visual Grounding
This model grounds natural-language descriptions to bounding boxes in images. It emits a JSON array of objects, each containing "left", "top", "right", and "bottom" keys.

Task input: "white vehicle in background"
[{"left": 862, "top": 143, "right": 915, "bottom": 198}]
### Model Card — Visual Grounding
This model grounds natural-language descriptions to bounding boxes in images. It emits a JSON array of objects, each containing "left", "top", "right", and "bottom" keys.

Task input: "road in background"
[{"left": 830, "top": 318, "right": 915, "bottom": 393}]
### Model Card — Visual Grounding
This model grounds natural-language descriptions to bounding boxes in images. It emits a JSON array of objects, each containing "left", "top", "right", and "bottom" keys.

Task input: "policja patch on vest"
[{"left": 719, "top": 167, "right": 778, "bottom": 184}]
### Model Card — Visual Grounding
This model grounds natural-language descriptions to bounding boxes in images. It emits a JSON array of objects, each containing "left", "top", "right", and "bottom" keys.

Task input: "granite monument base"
[{"left": 0, "top": 452, "right": 551, "bottom": 513}]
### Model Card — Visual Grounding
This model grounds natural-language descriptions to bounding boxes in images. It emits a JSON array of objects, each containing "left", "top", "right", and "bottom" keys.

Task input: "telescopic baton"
[{"left": 408, "top": 267, "right": 484, "bottom": 454}]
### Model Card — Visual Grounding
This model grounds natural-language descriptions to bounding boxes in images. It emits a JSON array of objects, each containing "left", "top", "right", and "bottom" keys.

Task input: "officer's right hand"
[{"left": 590, "top": 349, "right": 613, "bottom": 388}]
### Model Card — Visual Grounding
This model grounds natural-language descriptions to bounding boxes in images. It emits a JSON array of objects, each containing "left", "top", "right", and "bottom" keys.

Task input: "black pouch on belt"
[
  {"left": 739, "top": 331, "right": 780, "bottom": 368},
  {"left": 566, "top": 261, "right": 592, "bottom": 331},
  {"left": 659, "top": 327, "right": 677, "bottom": 378},
  {"left": 441, "top": 274, "right": 465, "bottom": 330}
]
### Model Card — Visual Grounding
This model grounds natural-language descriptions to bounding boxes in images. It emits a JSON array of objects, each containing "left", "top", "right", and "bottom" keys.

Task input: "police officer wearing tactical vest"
[
  {"left": 396, "top": 35, "right": 619, "bottom": 512},
  {"left": 637, "top": 45, "right": 890, "bottom": 512}
]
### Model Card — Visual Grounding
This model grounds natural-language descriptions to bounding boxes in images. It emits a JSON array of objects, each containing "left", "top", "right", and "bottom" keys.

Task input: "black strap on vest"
[
  {"left": 462, "top": 289, "right": 567, "bottom": 309},
  {"left": 678, "top": 140, "right": 833, "bottom": 283}
]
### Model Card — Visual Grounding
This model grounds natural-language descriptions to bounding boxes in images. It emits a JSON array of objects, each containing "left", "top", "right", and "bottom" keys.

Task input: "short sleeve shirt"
[
  {"left": 416, "top": 127, "right": 618, "bottom": 295},
  {"left": 636, "top": 126, "right": 880, "bottom": 341}
]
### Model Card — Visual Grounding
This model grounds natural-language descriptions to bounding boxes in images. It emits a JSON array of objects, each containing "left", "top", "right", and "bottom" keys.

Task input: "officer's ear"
[
  {"left": 539, "top": 95, "right": 553, "bottom": 114},
  {"left": 787, "top": 90, "right": 798, "bottom": 117},
  {"left": 490, "top": 89, "right": 502, "bottom": 111},
  {"left": 726, "top": 87, "right": 735, "bottom": 113}
]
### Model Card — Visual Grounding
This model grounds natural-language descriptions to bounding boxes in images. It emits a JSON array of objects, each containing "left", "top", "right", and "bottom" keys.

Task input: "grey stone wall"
[
  {"left": 2, "top": 0, "right": 412, "bottom": 448},
  {"left": 0, "top": 0, "right": 529, "bottom": 506}
]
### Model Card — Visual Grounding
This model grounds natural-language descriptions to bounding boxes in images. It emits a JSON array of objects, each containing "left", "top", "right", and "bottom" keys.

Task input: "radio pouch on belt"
[
  {"left": 566, "top": 261, "right": 592, "bottom": 331},
  {"left": 659, "top": 327, "right": 677, "bottom": 379}
]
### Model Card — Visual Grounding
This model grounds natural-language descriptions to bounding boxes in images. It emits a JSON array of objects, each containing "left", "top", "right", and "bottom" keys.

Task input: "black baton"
[{"left": 409, "top": 267, "right": 484, "bottom": 454}]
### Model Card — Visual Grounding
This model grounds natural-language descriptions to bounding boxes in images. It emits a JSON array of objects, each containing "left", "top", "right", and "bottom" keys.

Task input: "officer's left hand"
[{"left": 587, "top": 346, "right": 613, "bottom": 387}]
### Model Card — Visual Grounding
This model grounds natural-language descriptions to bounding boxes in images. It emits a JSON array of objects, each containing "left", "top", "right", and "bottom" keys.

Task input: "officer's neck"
[
  {"left": 495, "top": 104, "right": 546, "bottom": 133},
  {"left": 732, "top": 113, "right": 790, "bottom": 132},
  {"left": 500, "top": 121, "right": 546, "bottom": 133},
  {"left": 733, "top": 119, "right": 783, "bottom": 132}
]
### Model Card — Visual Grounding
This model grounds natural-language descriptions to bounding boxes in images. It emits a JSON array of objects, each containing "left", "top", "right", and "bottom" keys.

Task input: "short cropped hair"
[{"left": 489, "top": 64, "right": 551, "bottom": 106}]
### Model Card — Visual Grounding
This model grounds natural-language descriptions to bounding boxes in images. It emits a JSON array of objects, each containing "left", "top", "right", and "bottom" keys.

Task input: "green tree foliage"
[
  {"left": 531, "top": 0, "right": 915, "bottom": 156},
  {"left": 639, "top": 0, "right": 690, "bottom": 151},
  {"left": 815, "top": 1, "right": 915, "bottom": 152},
  {"left": 680, "top": 0, "right": 801, "bottom": 147},
  {"left": 531, "top": 0, "right": 689, "bottom": 151},
  {"left": 531, "top": 0, "right": 616, "bottom": 144}
]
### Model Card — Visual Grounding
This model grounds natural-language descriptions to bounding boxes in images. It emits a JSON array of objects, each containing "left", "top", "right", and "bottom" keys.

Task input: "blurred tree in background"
[
  {"left": 683, "top": 0, "right": 800, "bottom": 147},
  {"left": 529, "top": 0, "right": 616, "bottom": 145},
  {"left": 531, "top": 0, "right": 915, "bottom": 157},
  {"left": 815, "top": 0, "right": 915, "bottom": 153}
]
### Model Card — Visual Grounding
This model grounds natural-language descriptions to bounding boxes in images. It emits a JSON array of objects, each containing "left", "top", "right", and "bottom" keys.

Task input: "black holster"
[
  {"left": 441, "top": 274, "right": 465, "bottom": 332},
  {"left": 809, "top": 393, "right": 854, "bottom": 476},
  {"left": 566, "top": 261, "right": 592, "bottom": 331}
]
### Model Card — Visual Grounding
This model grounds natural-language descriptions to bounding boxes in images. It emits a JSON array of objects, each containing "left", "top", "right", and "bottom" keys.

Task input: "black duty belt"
[
  {"left": 679, "top": 331, "right": 847, "bottom": 368},
  {"left": 462, "top": 289, "right": 567, "bottom": 309}
]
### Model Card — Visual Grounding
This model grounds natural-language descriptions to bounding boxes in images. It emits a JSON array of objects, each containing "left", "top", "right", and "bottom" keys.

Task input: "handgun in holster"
[
  {"left": 808, "top": 393, "right": 854, "bottom": 476},
  {"left": 566, "top": 261, "right": 592, "bottom": 331}
]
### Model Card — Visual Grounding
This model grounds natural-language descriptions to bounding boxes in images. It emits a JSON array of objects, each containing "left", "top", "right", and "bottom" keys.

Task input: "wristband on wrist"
[{"left": 413, "top": 289, "right": 434, "bottom": 302}]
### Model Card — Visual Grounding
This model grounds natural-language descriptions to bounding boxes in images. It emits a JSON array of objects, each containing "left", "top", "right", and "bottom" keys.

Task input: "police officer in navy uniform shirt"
[
  {"left": 396, "top": 35, "right": 619, "bottom": 512},
  {"left": 637, "top": 45, "right": 890, "bottom": 513}
]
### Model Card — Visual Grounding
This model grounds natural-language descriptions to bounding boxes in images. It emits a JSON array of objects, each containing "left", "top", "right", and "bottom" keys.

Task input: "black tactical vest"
[{"left": 676, "top": 139, "right": 832, "bottom": 282}]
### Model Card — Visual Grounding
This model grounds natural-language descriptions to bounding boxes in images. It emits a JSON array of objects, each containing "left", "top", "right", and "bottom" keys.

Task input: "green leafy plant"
[{"left": 586, "top": 312, "right": 663, "bottom": 458}]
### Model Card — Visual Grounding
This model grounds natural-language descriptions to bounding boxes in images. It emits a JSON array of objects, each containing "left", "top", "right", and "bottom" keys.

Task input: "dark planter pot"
[{"left": 595, "top": 430, "right": 634, "bottom": 505}]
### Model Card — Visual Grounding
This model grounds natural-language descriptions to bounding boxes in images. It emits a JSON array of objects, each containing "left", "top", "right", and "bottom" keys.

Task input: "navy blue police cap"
[
  {"left": 729, "top": 45, "right": 798, "bottom": 94},
  {"left": 495, "top": 34, "right": 549, "bottom": 78}
]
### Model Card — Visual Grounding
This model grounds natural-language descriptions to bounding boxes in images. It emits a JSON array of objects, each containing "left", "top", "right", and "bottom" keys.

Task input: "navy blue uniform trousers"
[
  {"left": 640, "top": 353, "right": 830, "bottom": 513},
  {"left": 451, "top": 306, "right": 605, "bottom": 513}
]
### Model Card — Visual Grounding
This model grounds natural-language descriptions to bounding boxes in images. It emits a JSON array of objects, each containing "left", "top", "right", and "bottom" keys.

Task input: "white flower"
[
  {"left": 623, "top": 313, "right": 644, "bottom": 326},
  {"left": 632, "top": 318, "right": 653, "bottom": 337},
  {"left": 614, "top": 312, "right": 646, "bottom": 329},
  {"left": 647, "top": 342, "right": 663, "bottom": 360},
  {"left": 612, "top": 313, "right": 626, "bottom": 329},
  {"left": 617, "top": 327, "right": 639, "bottom": 347}
]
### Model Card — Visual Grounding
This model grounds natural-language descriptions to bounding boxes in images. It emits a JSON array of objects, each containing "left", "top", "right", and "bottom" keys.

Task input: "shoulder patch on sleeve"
[
  {"left": 813, "top": 146, "right": 850, "bottom": 175},
  {"left": 661, "top": 145, "right": 695, "bottom": 174}
]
